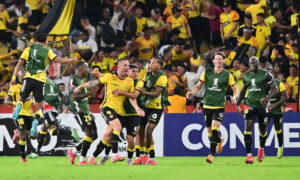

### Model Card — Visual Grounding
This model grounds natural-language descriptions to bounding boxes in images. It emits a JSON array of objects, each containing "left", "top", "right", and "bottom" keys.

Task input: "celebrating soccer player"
[
  {"left": 187, "top": 52, "right": 238, "bottom": 163},
  {"left": 236, "top": 56, "right": 278, "bottom": 164}
]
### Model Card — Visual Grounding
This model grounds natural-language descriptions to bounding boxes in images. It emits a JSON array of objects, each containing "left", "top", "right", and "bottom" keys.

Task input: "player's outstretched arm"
[
  {"left": 112, "top": 89, "right": 140, "bottom": 99},
  {"left": 186, "top": 80, "right": 203, "bottom": 100},
  {"left": 140, "top": 86, "right": 164, "bottom": 98},
  {"left": 10, "top": 59, "right": 25, "bottom": 87},
  {"left": 129, "top": 98, "right": 145, "bottom": 117},
  {"left": 4, "top": 95, "right": 15, "bottom": 106},
  {"left": 236, "top": 84, "right": 248, "bottom": 114},
  {"left": 53, "top": 56, "right": 78, "bottom": 64},
  {"left": 74, "top": 80, "right": 100, "bottom": 94}
]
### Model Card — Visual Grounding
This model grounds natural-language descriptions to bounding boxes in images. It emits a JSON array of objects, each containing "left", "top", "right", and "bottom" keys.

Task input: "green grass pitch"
[{"left": 0, "top": 156, "right": 299, "bottom": 180}]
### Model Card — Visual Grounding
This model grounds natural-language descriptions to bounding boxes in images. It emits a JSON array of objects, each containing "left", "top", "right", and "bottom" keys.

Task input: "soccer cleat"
[
  {"left": 206, "top": 154, "right": 214, "bottom": 164},
  {"left": 28, "top": 152, "right": 38, "bottom": 159},
  {"left": 111, "top": 154, "right": 125, "bottom": 163},
  {"left": 88, "top": 157, "right": 97, "bottom": 165},
  {"left": 277, "top": 146, "right": 283, "bottom": 159},
  {"left": 78, "top": 161, "right": 88, "bottom": 165},
  {"left": 216, "top": 137, "right": 225, "bottom": 154},
  {"left": 146, "top": 160, "right": 157, "bottom": 165},
  {"left": 71, "top": 128, "right": 80, "bottom": 142},
  {"left": 245, "top": 155, "right": 254, "bottom": 164},
  {"left": 13, "top": 103, "right": 22, "bottom": 121},
  {"left": 142, "top": 155, "right": 149, "bottom": 165},
  {"left": 21, "top": 158, "right": 27, "bottom": 163},
  {"left": 30, "top": 119, "right": 38, "bottom": 137},
  {"left": 99, "top": 155, "right": 109, "bottom": 165},
  {"left": 132, "top": 157, "right": 143, "bottom": 165},
  {"left": 67, "top": 149, "right": 76, "bottom": 165},
  {"left": 127, "top": 159, "right": 132, "bottom": 165},
  {"left": 13, "top": 129, "right": 19, "bottom": 144},
  {"left": 257, "top": 147, "right": 265, "bottom": 162}
]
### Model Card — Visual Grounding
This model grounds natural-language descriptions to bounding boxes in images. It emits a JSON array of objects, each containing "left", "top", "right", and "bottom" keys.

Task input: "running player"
[
  {"left": 268, "top": 76, "right": 288, "bottom": 158},
  {"left": 67, "top": 61, "right": 98, "bottom": 165},
  {"left": 28, "top": 79, "right": 66, "bottom": 158},
  {"left": 73, "top": 59, "right": 144, "bottom": 164},
  {"left": 186, "top": 52, "right": 238, "bottom": 164},
  {"left": 5, "top": 68, "right": 38, "bottom": 162},
  {"left": 236, "top": 56, "right": 278, "bottom": 164},
  {"left": 9, "top": 33, "right": 78, "bottom": 122},
  {"left": 134, "top": 57, "right": 169, "bottom": 165}
]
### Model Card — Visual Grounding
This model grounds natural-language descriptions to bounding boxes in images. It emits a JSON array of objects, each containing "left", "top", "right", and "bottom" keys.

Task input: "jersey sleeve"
[
  {"left": 20, "top": 47, "right": 30, "bottom": 61},
  {"left": 99, "top": 73, "right": 110, "bottom": 84},
  {"left": 266, "top": 72, "right": 275, "bottom": 85},
  {"left": 135, "top": 80, "right": 144, "bottom": 90},
  {"left": 200, "top": 70, "right": 206, "bottom": 82},
  {"left": 279, "top": 82, "right": 286, "bottom": 92},
  {"left": 228, "top": 73, "right": 236, "bottom": 86},
  {"left": 166, "top": 16, "right": 172, "bottom": 24},
  {"left": 69, "top": 78, "right": 78, "bottom": 93},
  {"left": 232, "top": 11, "right": 240, "bottom": 22},
  {"left": 156, "top": 75, "right": 168, "bottom": 88},
  {"left": 48, "top": 49, "right": 57, "bottom": 61}
]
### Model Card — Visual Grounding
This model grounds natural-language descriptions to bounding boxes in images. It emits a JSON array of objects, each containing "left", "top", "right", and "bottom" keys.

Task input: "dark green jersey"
[
  {"left": 68, "top": 75, "right": 90, "bottom": 114},
  {"left": 26, "top": 44, "right": 50, "bottom": 75},
  {"left": 243, "top": 69, "right": 274, "bottom": 109},
  {"left": 44, "top": 80, "right": 61, "bottom": 108},
  {"left": 270, "top": 80, "right": 286, "bottom": 115},
  {"left": 201, "top": 68, "right": 236, "bottom": 108}
]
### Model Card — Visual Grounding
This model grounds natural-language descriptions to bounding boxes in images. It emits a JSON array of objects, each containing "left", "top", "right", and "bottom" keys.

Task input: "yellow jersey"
[
  {"left": 20, "top": 46, "right": 57, "bottom": 83},
  {"left": 286, "top": 76, "right": 299, "bottom": 98},
  {"left": 190, "top": 53, "right": 201, "bottom": 66},
  {"left": 171, "top": 48, "right": 188, "bottom": 62},
  {"left": 163, "top": 4, "right": 187, "bottom": 17},
  {"left": 291, "top": 13, "right": 299, "bottom": 26},
  {"left": 167, "top": 15, "right": 189, "bottom": 39},
  {"left": 220, "top": 10, "right": 240, "bottom": 37},
  {"left": 168, "top": 75, "right": 179, "bottom": 93},
  {"left": 168, "top": 95, "right": 187, "bottom": 113},
  {"left": 8, "top": 83, "right": 33, "bottom": 116},
  {"left": 185, "top": 1, "right": 200, "bottom": 19},
  {"left": 144, "top": 74, "right": 168, "bottom": 109},
  {"left": 0, "top": 10, "right": 10, "bottom": 30},
  {"left": 135, "top": 36, "right": 157, "bottom": 61},
  {"left": 99, "top": 73, "right": 134, "bottom": 116},
  {"left": 26, "top": 0, "right": 42, "bottom": 10},
  {"left": 136, "top": 16, "right": 148, "bottom": 35},
  {"left": 255, "top": 24, "right": 271, "bottom": 50},
  {"left": 245, "top": 4, "right": 264, "bottom": 25},
  {"left": 265, "top": 15, "right": 276, "bottom": 30},
  {"left": 17, "top": 16, "right": 28, "bottom": 32},
  {"left": 138, "top": 68, "right": 146, "bottom": 80},
  {"left": 147, "top": 18, "right": 165, "bottom": 45}
]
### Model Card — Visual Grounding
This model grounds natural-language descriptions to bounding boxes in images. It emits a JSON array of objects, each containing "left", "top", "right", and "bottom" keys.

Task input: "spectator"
[
  {"left": 81, "top": 16, "right": 96, "bottom": 41},
  {"left": 245, "top": 0, "right": 264, "bottom": 25},
  {"left": 171, "top": 38, "right": 188, "bottom": 64},
  {"left": 233, "top": 26, "right": 258, "bottom": 59},
  {"left": 183, "top": 44, "right": 201, "bottom": 66},
  {"left": 135, "top": 26, "right": 157, "bottom": 63},
  {"left": 0, "top": 3, "right": 17, "bottom": 46},
  {"left": 163, "top": 0, "right": 187, "bottom": 18},
  {"left": 273, "top": 45, "right": 290, "bottom": 78},
  {"left": 259, "top": 56, "right": 273, "bottom": 72},
  {"left": 255, "top": 13, "right": 271, "bottom": 57},
  {"left": 167, "top": 86, "right": 189, "bottom": 113},
  {"left": 220, "top": 1, "right": 239, "bottom": 46},
  {"left": 237, "top": 14, "right": 256, "bottom": 41},
  {"left": 286, "top": 65, "right": 299, "bottom": 102},
  {"left": 77, "top": 30, "right": 98, "bottom": 65},
  {"left": 134, "top": 6, "right": 148, "bottom": 36}
]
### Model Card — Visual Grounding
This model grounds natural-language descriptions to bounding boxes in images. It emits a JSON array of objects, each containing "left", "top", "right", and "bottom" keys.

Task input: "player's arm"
[
  {"left": 53, "top": 56, "right": 78, "bottom": 64},
  {"left": 236, "top": 83, "right": 249, "bottom": 114},
  {"left": 4, "top": 95, "right": 15, "bottom": 106},
  {"left": 186, "top": 80, "right": 204, "bottom": 100},
  {"left": 260, "top": 74, "right": 279, "bottom": 106},
  {"left": 270, "top": 90, "right": 288, "bottom": 110},
  {"left": 58, "top": 91, "right": 66, "bottom": 112},
  {"left": 10, "top": 59, "right": 25, "bottom": 86},
  {"left": 73, "top": 79, "right": 100, "bottom": 95},
  {"left": 129, "top": 98, "right": 145, "bottom": 117},
  {"left": 140, "top": 86, "right": 164, "bottom": 98},
  {"left": 112, "top": 89, "right": 141, "bottom": 99},
  {"left": 186, "top": 23, "right": 192, "bottom": 37},
  {"left": 226, "top": 21, "right": 239, "bottom": 38},
  {"left": 230, "top": 84, "right": 239, "bottom": 104}
]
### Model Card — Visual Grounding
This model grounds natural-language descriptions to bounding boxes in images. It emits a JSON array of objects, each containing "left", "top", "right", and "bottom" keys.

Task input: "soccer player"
[
  {"left": 236, "top": 56, "right": 278, "bottom": 164},
  {"left": 28, "top": 79, "right": 66, "bottom": 158},
  {"left": 67, "top": 61, "right": 98, "bottom": 165},
  {"left": 186, "top": 52, "right": 238, "bottom": 164},
  {"left": 73, "top": 59, "right": 144, "bottom": 164},
  {"left": 9, "top": 33, "right": 78, "bottom": 122},
  {"left": 268, "top": 77, "right": 288, "bottom": 158},
  {"left": 5, "top": 68, "right": 38, "bottom": 162},
  {"left": 134, "top": 58, "right": 169, "bottom": 165}
]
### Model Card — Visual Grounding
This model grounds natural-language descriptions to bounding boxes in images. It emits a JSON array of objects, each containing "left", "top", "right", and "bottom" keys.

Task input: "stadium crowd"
[{"left": 0, "top": 0, "right": 299, "bottom": 113}]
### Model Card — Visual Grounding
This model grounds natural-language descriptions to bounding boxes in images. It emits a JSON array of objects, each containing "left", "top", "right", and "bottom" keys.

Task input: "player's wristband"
[
  {"left": 13, "top": 102, "right": 17, "bottom": 106},
  {"left": 12, "top": 75, "right": 17, "bottom": 81}
]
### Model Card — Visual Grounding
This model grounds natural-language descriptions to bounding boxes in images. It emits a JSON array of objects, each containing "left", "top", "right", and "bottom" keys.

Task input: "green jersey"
[
  {"left": 201, "top": 68, "right": 236, "bottom": 108},
  {"left": 243, "top": 69, "right": 274, "bottom": 109},
  {"left": 26, "top": 44, "right": 51, "bottom": 75},
  {"left": 44, "top": 80, "right": 61, "bottom": 109},
  {"left": 68, "top": 75, "right": 90, "bottom": 114},
  {"left": 270, "top": 80, "right": 286, "bottom": 115}
]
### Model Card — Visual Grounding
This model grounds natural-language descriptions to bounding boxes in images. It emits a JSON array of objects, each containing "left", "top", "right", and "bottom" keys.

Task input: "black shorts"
[
  {"left": 101, "top": 107, "right": 119, "bottom": 124},
  {"left": 74, "top": 112, "right": 96, "bottom": 131},
  {"left": 119, "top": 115, "right": 139, "bottom": 137},
  {"left": 244, "top": 107, "right": 268, "bottom": 125},
  {"left": 20, "top": 78, "right": 45, "bottom": 102},
  {"left": 44, "top": 111, "right": 58, "bottom": 126},
  {"left": 268, "top": 113, "right": 283, "bottom": 126},
  {"left": 140, "top": 108, "right": 163, "bottom": 126},
  {"left": 210, "top": 31, "right": 222, "bottom": 47},
  {"left": 203, "top": 108, "right": 225, "bottom": 127},
  {"left": 16, "top": 115, "right": 34, "bottom": 131}
]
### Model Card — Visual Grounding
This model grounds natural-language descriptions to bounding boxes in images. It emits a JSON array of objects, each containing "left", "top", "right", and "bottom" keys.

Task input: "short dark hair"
[
  {"left": 259, "top": 56, "right": 267, "bottom": 63},
  {"left": 274, "top": 45, "right": 285, "bottom": 56},
  {"left": 183, "top": 44, "right": 193, "bottom": 51},
  {"left": 290, "top": 64, "right": 298, "bottom": 71},
  {"left": 34, "top": 33, "right": 48, "bottom": 43},
  {"left": 257, "top": 13, "right": 265, "bottom": 18},
  {"left": 117, "top": 58, "right": 128, "bottom": 65},
  {"left": 129, "top": 64, "right": 139, "bottom": 69},
  {"left": 214, "top": 52, "right": 226, "bottom": 59},
  {"left": 157, "top": 58, "right": 164, "bottom": 67},
  {"left": 21, "top": 6, "right": 29, "bottom": 15},
  {"left": 81, "top": 30, "right": 89, "bottom": 37},
  {"left": 163, "top": 64, "right": 173, "bottom": 71},
  {"left": 173, "top": 38, "right": 184, "bottom": 46},
  {"left": 76, "top": 61, "right": 87, "bottom": 69},
  {"left": 59, "top": 83, "right": 65, "bottom": 86},
  {"left": 173, "top": 86, "right": 182, "bottom": 95}
]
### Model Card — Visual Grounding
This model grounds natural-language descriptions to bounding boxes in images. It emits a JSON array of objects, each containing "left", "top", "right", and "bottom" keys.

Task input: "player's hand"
[
  {"left": 269, "top": 103, "right": 276, "bottom": 110},
  {"left": 260, "top": 98, "right": 269, "bottom": 106},
  {"left": 136, "top": 108, "right": 145, "bottom": 117},
  {"left": 230, "top": 96, "right": 237, "bottom": 104},
  {"left": 9, "top": 79, "right": 16, "bottom": 87},
  {"left": 74, "top": 86, "right": 82, "bottom": 94},
  {"left": 91, "top": 68, "right": 102, "bottom": 78},
  {"left": 186, "top": 91, "right": 193, "bottom": 100},
  {"left": 71, "top": 56, "right": 78, "bottom": 63}
]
